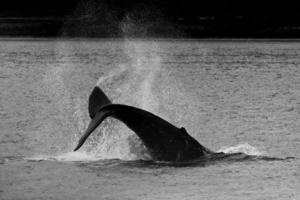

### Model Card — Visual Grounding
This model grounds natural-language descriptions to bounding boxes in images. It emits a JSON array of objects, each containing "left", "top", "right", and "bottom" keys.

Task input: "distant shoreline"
[
  {"left": 1, "top": 37, "right": 300, "bottom": 42},
  {"left": 1, "top": 17, "right": 300, "bottom": 39}
]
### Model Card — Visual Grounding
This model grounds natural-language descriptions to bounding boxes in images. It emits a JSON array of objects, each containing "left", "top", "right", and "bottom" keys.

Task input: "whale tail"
[
  {"left": 74, "top": 106, "right": 113, "bottom": 151},
  {"left": 88, "top": 86, "right": 112, "bottom": 119},
  {"left": 73, "top": 86, "right": 112, "bottom": 151},
  {"left": 74, "top": 86, "right": 213, "bottom": 161}
]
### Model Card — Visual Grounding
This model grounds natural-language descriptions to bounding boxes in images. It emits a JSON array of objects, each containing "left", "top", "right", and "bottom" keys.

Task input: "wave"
[{"left": 217, "top": 143, "right": 266, "bottom": 156}]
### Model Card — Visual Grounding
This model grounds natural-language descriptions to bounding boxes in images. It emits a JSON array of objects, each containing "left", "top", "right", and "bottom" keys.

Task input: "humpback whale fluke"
[
  {"left": 74, "top": 86, "right": 214, "bottom": 162},
  {"left": 88, "top": 86, "right": 111, "bottom": 119}
]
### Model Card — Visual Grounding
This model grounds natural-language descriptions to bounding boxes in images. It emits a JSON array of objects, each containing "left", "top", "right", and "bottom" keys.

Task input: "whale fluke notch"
[{"left": 88, "top": 86, "right": 112, "bottom": 119}]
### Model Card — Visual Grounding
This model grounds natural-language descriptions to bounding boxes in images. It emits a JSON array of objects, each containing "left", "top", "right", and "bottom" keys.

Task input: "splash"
[
  {"left": 217, "top": 143, "right": 266, "bottom": 156},
  {"left": 125, "top": 41, "right": 161, "bottom": 112},
  {"left": 74, "top": 41, "right": 163, "bottom": 160},
  {"left": 54, "top": 152, "right": 99, "bottom": 161},
  {"left": 25, "top": 152, "right": 99, "bottom": 162},
  {"left": 95, "top": 41, "right": 162, "bottom": 113}
]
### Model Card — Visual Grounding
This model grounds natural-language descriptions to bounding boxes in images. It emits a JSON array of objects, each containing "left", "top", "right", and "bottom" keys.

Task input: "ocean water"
[{"left": 0, "top": 39, "right": 299, "bottom": 200}]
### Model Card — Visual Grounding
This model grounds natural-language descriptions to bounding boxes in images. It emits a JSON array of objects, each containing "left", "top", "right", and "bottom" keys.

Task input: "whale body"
[
  {"left": 74, "top": 86, "right": 214, "bottom": 162},
  {"left": 73, "top": 86, "right": 295, "bottom": 163}
]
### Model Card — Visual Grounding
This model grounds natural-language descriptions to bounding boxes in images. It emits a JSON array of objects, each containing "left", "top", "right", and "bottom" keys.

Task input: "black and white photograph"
[{"left": 0, "top": 0, "right": 299, "bottom": 199}]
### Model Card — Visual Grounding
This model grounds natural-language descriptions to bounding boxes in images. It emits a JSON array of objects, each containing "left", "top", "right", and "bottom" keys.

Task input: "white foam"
[
  {"left": 25, "top": 152, "right": 100, "bottom": 162},
  {"left": 54, "top": 152, "right": 100, "bottom": 162},
  {"left": 217, "top": 143, "right": 266, "bottom": 156}
]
